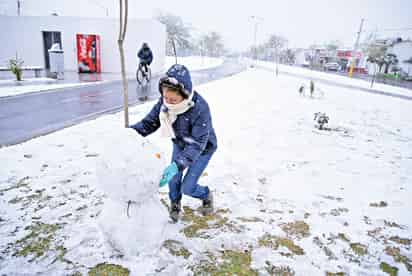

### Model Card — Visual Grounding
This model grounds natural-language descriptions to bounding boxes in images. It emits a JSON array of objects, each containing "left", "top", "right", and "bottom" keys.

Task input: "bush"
[{"left": 9, "top": 55, "right": 24, "bottom": 81}]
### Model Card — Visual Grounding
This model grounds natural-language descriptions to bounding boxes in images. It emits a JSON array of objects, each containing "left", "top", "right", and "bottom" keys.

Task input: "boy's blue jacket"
[{"left": 130, "top": 91, "right": 217, "bottom": 170}]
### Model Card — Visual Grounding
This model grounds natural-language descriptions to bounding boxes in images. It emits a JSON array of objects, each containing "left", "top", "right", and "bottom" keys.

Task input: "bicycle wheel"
[{"left": 136, "top": 67, "right": 145, "bottom": 85}]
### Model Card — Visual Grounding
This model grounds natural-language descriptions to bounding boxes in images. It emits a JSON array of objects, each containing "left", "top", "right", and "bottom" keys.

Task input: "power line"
[{"left": 364, "top": 27, "right": 412, "bottom": 33}]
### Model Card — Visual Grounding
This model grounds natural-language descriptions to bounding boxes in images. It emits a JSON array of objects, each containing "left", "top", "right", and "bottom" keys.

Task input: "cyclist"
[{"left": 137, "top": 42, "right": 153, "bottom": 74}]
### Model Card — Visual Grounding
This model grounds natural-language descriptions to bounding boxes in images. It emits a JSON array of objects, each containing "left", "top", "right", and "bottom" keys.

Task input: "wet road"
[{"left": 0, "top": 59, "right": 246, "bottom": 147}]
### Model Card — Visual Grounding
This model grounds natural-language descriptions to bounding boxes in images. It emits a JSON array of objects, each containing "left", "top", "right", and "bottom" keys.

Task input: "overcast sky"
[{"left": 1, "top": 0, "right": 411, "bottom": 51}]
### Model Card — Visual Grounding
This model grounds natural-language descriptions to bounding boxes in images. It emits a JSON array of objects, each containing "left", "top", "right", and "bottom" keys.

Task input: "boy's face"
[{"left": 163, "top": 88, "right": 184, "bottom": 105}]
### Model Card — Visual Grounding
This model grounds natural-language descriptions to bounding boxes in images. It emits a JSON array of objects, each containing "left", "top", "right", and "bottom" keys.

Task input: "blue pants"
[{"left": 168, "top": 144, "right": 214, "bottom": 202}]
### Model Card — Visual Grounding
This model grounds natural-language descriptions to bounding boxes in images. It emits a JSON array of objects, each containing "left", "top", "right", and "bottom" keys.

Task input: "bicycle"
[{"left": 136, "top": 63, "right": 151, "bottom": 86}]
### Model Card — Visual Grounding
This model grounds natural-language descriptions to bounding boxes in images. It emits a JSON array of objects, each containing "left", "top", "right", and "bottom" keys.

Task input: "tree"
[
  {"left": 383, "top": 53, "right": 398, "bottom": 74},
  {"left": 117, "top": 0, "right": 129, "bottom": 127},
  {"left": 366, "top": 44, "right": 387, "bottom": 72},
  {"left": 268, "top": 34, "right": 288, "bottom": 76},
  {"left": 200, "top": 32, "right": 225, "bottom": 57},
  {"left": 155, "top": 12, "right": 192, "bottom": 62},
  {"left": 280, "top": 48, "right": 295, "bottom": 64},
  {"left": 324, "top": 40, "right": 343, "bottom": 51}
]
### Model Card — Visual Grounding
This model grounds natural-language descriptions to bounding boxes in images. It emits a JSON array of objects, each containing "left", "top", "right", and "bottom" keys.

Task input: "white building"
[
  {"left": 0, "top": 15, "right": 166, "bottom": 75},
  {"left": 294, "top": 49, "right": 310, "bottom": 67},
  {"left": 387, "top": 40, "right": 412, "bottom": 77}
]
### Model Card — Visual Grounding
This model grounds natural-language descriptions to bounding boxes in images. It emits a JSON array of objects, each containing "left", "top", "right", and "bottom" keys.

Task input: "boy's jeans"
[{"left": 168, "top": 144, "right": 214, "bottom": 202}]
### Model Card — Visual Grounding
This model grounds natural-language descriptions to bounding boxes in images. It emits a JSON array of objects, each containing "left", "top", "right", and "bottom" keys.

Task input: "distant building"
[
  {"left": 294, "top": 49, "right": 310, "bottom": 67},
  {"left": 387, "top": 40, "right": 412, "bottom": 77}
]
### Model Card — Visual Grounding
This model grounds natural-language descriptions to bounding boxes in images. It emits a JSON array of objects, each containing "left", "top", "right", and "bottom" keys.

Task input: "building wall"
[
  {"left": 0, "top": 16, "right": 166, "bottom": 74},
  {"left": 388, "top": 41, "right": 412, "bottom": 76}
]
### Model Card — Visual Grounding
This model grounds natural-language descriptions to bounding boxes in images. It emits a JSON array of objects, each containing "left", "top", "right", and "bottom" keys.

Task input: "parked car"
[{"left": 324, "top": 62, "right": 340, "bottom": 71}]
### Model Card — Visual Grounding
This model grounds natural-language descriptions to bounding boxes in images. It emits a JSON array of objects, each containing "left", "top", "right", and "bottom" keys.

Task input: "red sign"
[
  {"left": 76, "top": 34, "right": 101, "bottom": 73},
  {"left": 337, "top": 50, "right": 362, "bottom": 59}
]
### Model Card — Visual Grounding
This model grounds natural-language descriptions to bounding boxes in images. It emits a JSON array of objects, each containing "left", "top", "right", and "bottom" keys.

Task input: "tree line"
[{"left": 155, "top": 12, "right": 226, "bottom": 58}]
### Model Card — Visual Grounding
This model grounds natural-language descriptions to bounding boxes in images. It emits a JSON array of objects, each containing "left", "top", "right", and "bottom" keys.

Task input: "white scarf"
[{"left": 159, "top": 93, "right": 194, "bottom": 138}]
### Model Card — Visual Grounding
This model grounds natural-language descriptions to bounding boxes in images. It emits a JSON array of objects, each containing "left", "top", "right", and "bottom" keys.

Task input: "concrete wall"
[{"left": 0, "top": 16, "right": 166, "bottom": 74}]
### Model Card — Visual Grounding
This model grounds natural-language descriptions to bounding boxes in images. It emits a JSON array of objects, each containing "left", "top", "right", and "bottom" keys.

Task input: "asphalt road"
[{"left": 0, "top": 59, "right": 246, "bottom": 147}]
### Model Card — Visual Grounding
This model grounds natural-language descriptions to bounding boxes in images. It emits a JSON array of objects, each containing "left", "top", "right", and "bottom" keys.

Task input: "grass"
[
  {"left": 88, "top": 263, "right": 129, "bottom": 276},
  {"left": 181, "top": 206, "right": 241, "bottom": 238},
  {"left": 13, "top": 222, "right": 61, "bottom": 261},
  {"left": 389, "top": 236, "right": 411, "bottom": 246},
  {"left": 162, "top": 240, "right": 191, "bottom": 259},
  {"left": 191, "top": 249, "right": 258, "bottom": 276},
  {"left": 259, "top": 234, "right": 305, "bottom": 256},
  {"left": 380, "top": 262, "right": 398, "bottom": 276},
  {"left": 385, "top": 247, "right": 412, "bottom": 272},
  {"left": 280, "top": 221, "right": 310, "bottom": 239},
  {"left": 350, "top": 243, "right": 368, "bottom": 256}
]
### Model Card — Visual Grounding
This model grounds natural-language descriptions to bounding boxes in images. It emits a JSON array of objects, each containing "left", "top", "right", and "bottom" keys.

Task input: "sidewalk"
[{"left": 0, "top": 71, "right": 135, "bottom": 98}]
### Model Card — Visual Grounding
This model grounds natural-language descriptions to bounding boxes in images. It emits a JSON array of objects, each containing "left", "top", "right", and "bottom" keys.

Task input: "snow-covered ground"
[
  {"left": 250, "top": 59, "right": 412, "bottom": 98},
  {"left": 165, "top": 56, "right": 223, "bottom": 71},
  {"left": 0, "top": 67, "right": 411, "bottom": 275}
]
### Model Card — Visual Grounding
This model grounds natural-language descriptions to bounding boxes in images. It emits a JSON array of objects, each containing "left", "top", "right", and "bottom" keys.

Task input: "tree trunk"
[
  {"left": 118, "top": 0, "right": 129, "bottom": 128},
  {"left": 171, "top": 38, "right": 177, "bottom": 64},
  {"left": 371, "top": 66, "right": 376, "bottom": 88}
]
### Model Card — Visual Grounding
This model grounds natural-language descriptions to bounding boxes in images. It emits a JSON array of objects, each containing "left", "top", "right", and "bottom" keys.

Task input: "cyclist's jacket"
[{"left": 138, "top": 46, "right": 153, "bottom": 65}]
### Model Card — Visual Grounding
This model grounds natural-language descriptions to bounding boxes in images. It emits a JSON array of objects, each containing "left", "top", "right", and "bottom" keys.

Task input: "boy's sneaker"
[
  {"left": 169, "top": 200, "right": 181, "bottom": 223},
  {"left": 202, "top": 191, "right": 213, "bottom": 216}
]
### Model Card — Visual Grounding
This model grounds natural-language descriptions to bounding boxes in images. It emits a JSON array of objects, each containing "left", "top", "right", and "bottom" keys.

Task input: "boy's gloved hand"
[
  {"left": 159, "top": 162, "right": 179, "bottom": 187},
  {"left": 128, "top": 124, "right": 137, "bottom": 131}
]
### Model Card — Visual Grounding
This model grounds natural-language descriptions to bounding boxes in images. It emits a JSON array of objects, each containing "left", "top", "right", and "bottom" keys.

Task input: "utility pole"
[
  {"left": 17, "top": 0, "right": 21, "bottom": 16},
  {"left": 249, "top": 16, "right": 263, "bottom": 66},
  {"left": 349, "top": 18, "right": 365, "bottom": 77}
]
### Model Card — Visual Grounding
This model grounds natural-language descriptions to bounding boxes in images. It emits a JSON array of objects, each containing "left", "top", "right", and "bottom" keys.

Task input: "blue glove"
[
  {"left": 128, "top": 124, "right": 137, "bottom": 131},
  {"left": 159, "top": 162, "right": 179, "bottom": 187}
]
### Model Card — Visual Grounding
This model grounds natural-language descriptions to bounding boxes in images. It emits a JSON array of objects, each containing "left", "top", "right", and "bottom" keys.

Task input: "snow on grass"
[
  {"left": 165, "top": 56, "right": 223, "bottom": 71},
  {"left": 0, "top": 68, "right": 411, "bottom": 275}
]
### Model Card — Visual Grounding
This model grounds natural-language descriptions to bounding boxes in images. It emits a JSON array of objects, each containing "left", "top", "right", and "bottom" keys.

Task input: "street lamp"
[
  {"left": 88, "top": 0, "right": 109, "bottom": 17},
  {"left": 249, "top": 16, "right": 263, "bottom": 66}
]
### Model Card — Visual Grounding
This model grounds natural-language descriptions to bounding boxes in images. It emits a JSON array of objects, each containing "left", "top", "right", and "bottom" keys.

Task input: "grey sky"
[{"left": 1, "top": 0, "right": 411, "bottom": 51}]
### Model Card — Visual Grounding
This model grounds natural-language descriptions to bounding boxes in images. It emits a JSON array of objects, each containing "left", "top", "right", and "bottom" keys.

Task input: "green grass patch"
[
  {"left": 280, "top": 221, "right": 310, "bottom": 239},
  {"left": 13, "top": 222, "right": 61, "bottom": 261},
  {"left": 385, "top": 247, "right": 412, "bottom": 272},
  {"left": 259, "top": 234, "right": 305, "bottom": 256},
  {"left": 389, "top": 236, "right": 411, "bottom": 246},
  {"left": 350, "top": 243, "right": 368, "bottom": 256},
  {"left": 191, "top": 249, "right": 258, "bottom": 276},
  {"left": 338, "top": 233, "right": 351, "bottom": 243},
  {"left": 380, "top": 262, "right": 398, "bottom": 276},
  {"left": 181, "top": 206, "right": 240, "bottom": 238},
  {"left": 162, "top": 240, "right": 191, "bottom": 259},
  {"left": 88, "top": 263, "right": 129, "bottom": 276}
]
